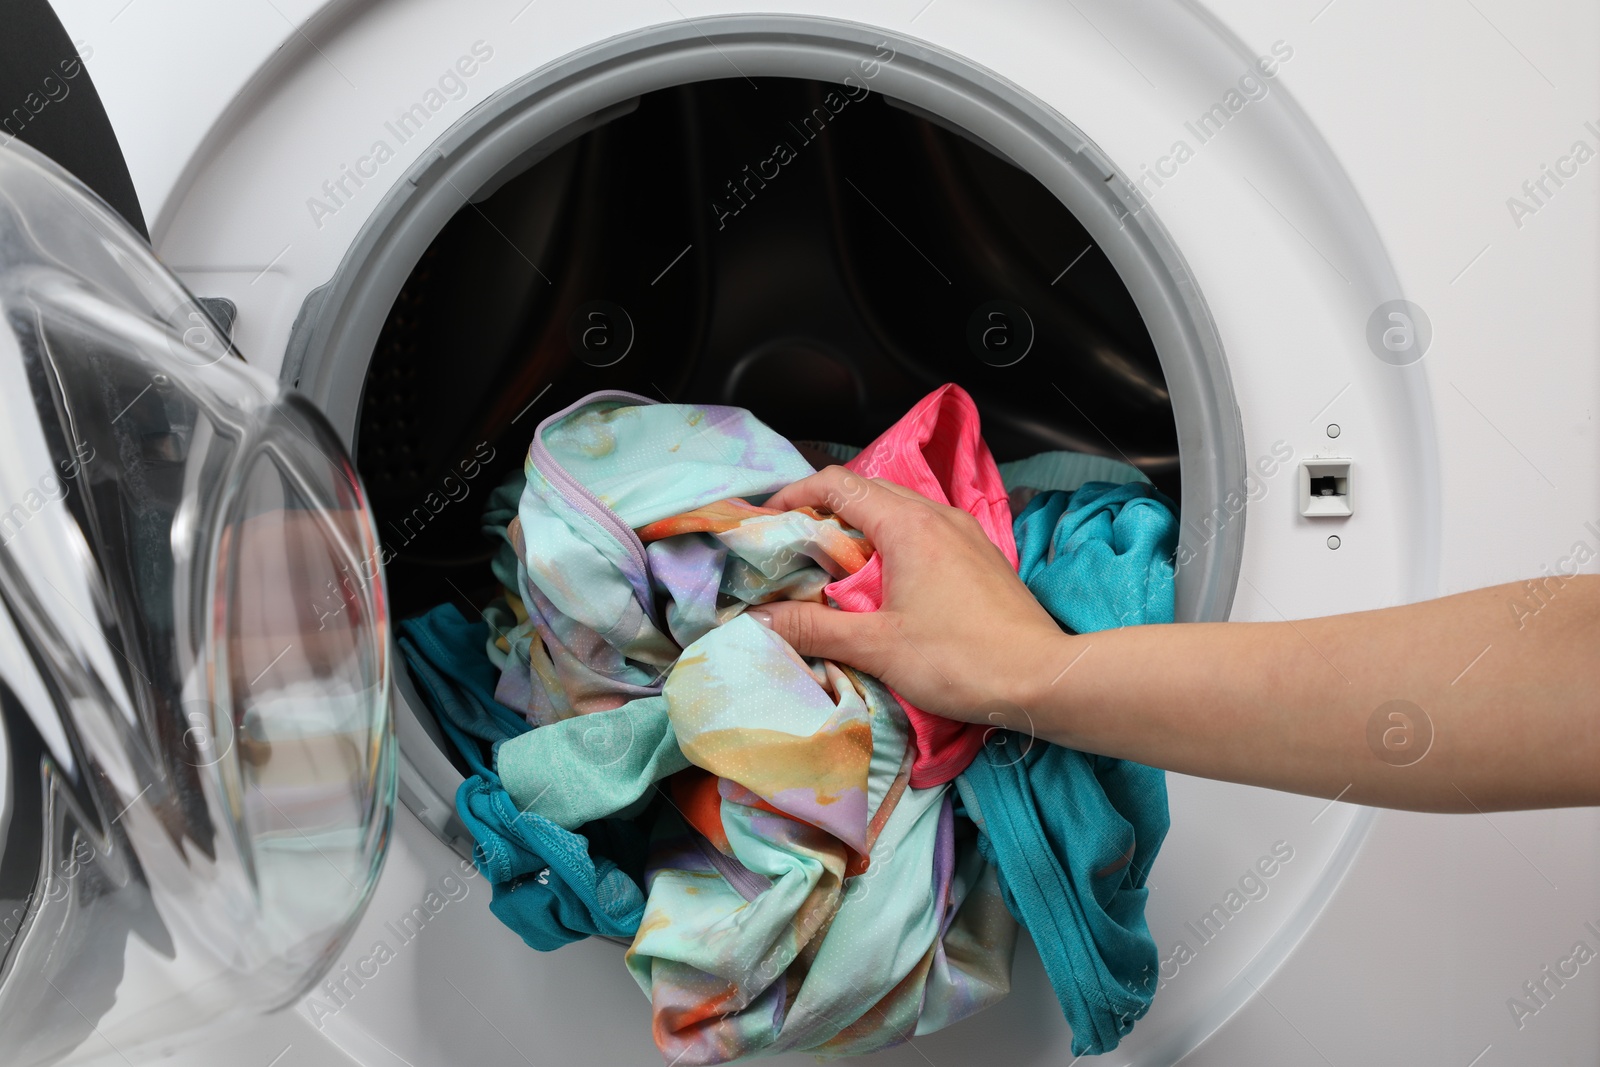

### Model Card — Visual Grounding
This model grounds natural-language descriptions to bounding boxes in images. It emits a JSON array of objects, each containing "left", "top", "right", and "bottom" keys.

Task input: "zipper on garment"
[{"left": 525, "top": 389, "right": 660, "bottom": 612}]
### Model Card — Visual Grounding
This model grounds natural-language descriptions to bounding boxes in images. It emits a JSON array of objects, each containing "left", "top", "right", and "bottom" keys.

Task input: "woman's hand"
[{"left": 748, "top": 465, "right": 1071, "bottom": 724}]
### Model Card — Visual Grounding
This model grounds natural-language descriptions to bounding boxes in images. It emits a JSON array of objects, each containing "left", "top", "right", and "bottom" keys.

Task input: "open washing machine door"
[{"left": 0, "top": 139, "right": 396, "bottom": 1066}]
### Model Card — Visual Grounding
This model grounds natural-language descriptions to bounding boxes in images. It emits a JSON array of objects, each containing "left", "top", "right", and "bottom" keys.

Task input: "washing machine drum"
[
  {"left": 357, "top": 78, "right": 1179, "bottom": 618},
  {"left": 0, "top": 140, "right": 394, "bottom": 1066},
  {"left": 354, "top": 72, "right": 1187, "bottom": 1044}
]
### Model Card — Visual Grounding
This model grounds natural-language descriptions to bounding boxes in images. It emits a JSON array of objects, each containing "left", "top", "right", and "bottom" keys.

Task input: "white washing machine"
[{"left": 16, "top": 1, "right": 1600, "bottom": 1064}]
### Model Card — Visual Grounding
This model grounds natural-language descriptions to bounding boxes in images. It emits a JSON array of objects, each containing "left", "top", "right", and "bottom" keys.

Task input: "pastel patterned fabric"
[
  {"left": 627, "top": 615, "right": 1015, "bottom": 1062},
  {"left": 494, "top": 392, "right": 817, "bottom": 724},
  {"left": 489, "top": 390, "right": 1017, "bottom": 1062},
  {"left": 412, "top": 391, "right": 1179, "bottom": 1060},
  {"left": 826, "top": 384, "right": 1017, "bottom": 788}
]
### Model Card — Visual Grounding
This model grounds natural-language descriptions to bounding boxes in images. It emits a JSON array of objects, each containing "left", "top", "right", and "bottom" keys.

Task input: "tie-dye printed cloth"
[{"left": 491, "top": 391, "right": 1017, "bottom": 1063}]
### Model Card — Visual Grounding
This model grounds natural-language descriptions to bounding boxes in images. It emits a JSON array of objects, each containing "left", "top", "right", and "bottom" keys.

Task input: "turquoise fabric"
[
  {"left": 1014, "top": 480, "right": 1179, "bottom": 634},
  {"left": 955, "top": 479, "right": 1177, "bottom": 1056},
  {"left": 956, "top": 746, "right": 1168, "bottom": 1056},
  {"left": 497, "top": 697, "right": 691, "bottom": 831},
  {"left": 457, "top": 773, "right": 651, "bottom": 950},
  {"left": 397, "top": 604, "right": 658, "bottom": 949},
  {"left": 398, "top": 605, "right": 529, "bottom": 780},
  {"left": 402, "top": 411, "right": 1179, "bottom": 1057}
]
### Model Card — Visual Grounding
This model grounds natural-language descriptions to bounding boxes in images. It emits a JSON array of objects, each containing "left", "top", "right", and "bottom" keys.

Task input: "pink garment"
[{"left": 826, "top": 383, "right": 1018, "bottom": 787}]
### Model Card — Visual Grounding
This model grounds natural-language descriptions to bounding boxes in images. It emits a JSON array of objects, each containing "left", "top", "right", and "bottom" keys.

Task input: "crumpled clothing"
[
  {"left": 498, "top": 695, "right": 693, "bottom": 832},
  {"left": 955, "top": 478, "right": 1178, "bottom": 1056},
  {"left": 957, "top": 746, "right": 1167, "bottom": 1056},
  {"left": 1014, "top": 480, "right": 1179, "bottom": 634},
  {"left": 398, "top": 604, "right": 532, "bottom": 779},
  {"left": 494, "top": 393, "right": 816, "bottom": 724},
  {"left": 493, "top": 389, "right": 1017, "bottom": 1062},
  {"left": 826, "top": 383, "right": 1017, "bottom": 788},
  {"left": 628, "top": 616, "right": 1014, "bottom": 1062},
  {"left": 457, "top": 773, "right": 652, "bottom": 950},
  {"left": 406, "top": 388, "right": 1178, "bottom": 1060},
  {"left": 397, "top": 604, "right": 662, "bottom": 948}
]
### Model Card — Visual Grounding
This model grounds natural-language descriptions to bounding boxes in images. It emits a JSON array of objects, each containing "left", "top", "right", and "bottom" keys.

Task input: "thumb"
[{"left": 746, "top": 602, "right": 880, "bottom": 670}]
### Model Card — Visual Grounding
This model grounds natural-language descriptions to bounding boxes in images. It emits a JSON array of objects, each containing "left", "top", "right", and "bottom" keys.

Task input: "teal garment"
[
  {"left": 396, "top": 604, "right": 658, "bottom": 948},
  {"left": 956, "top": 744, "right": 1167, "bottom": 1056},
  {"left": 1014, "top": 480, "right": 1179, "bottom": 634},
  {"left": 413, "top": 406, "right": 1177, "bottom": 1054},
  {"left": 457, "top": 773, "right": 651, "bottom": 950},
  {"left": 955, "top": 479, "right": 1178, "bottom": 1057},
  {"left": 398, "top": 605, "right": 531, "bottom": 779}
]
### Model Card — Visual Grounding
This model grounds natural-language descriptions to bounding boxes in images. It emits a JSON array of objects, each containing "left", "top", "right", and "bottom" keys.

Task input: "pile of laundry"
[{"left": 398, "top": 384, "right": 1179, "bottom": 1062}]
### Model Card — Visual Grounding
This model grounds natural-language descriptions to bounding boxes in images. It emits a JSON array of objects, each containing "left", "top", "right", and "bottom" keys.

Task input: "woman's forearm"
[{"left": 1026, "top": 576, "right": 1600, "bottom": 812}]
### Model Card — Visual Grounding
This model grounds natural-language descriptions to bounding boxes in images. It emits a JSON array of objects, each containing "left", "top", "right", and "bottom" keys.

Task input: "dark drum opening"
[{"left": 354, "top": 76, "right": 1177, "bottom": 621}]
